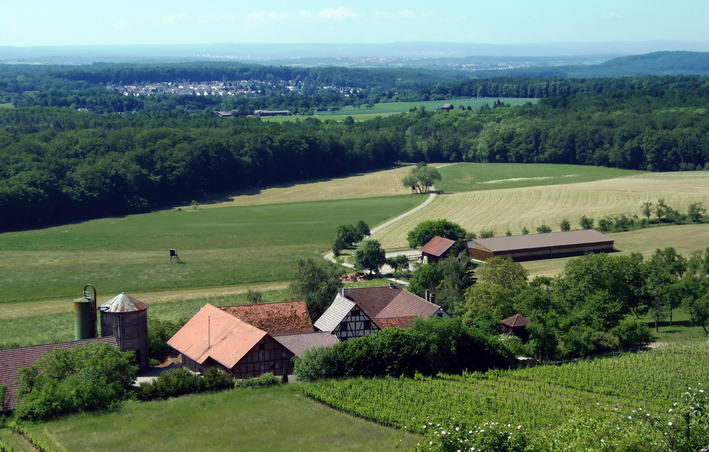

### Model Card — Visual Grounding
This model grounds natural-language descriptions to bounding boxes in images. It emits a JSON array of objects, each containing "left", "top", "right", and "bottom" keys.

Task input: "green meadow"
[
  {"left": 263, "top": 97, "right": 536, "bottom": 122},
  {"left": 18, "top": 385, "right": 416, "bottom": 452},
  {"left": 435, "top": 163, "right": 646, "bottom": 193},
  {"left": 0, "top": 195, "right": 425, "bottom": 304}
]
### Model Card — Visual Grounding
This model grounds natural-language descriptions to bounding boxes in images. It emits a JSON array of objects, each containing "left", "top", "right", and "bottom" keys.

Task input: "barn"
[
  {"left": 314, "top": 285, "right": 448, "bottom": 341},
  {"left": 420, "top": 235, "right": 456, "bottom": 263},
  {"left": 169, "top": 302, "right": 337, "bottom": 379},
  {"left": 467, "top": 230, "right": 614, "bottom": 261}
]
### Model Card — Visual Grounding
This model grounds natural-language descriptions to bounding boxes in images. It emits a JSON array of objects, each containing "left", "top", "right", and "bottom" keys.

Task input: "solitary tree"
[
  {"left": 655, "top": 198, "right": 669, "bottom": 222},
  {"left": 521, "top": 226, "right": 530, "bottom": 235},
  {"left": 401, "top": 163, "right": 441, "bottom": 193},
  {"left": 559, "top": 218, "right": 571, "bottom": 232},
  {"left": 354, "top": 240, "right": 387, "bottom": 275},
  {"left": 385, "top": 255, "right": 410, "bottom": 277},
  {"left": 407, "top": 219, "right": 467, "bottom": 248},
  {"left": 355, "top": 220, "right": 371, "bottom": 237},
  {"left": 641, "top": 201, "right": 653, "bottom": 221}
]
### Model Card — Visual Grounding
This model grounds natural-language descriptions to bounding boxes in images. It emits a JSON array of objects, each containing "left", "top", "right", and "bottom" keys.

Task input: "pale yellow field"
[
  {"left": 180, "top": 166, "right": 417, "bottom": 208},
  {"left": 523, "top": 223, "right": 709, "bottom": 278},
  {"left": 373, "top": 172, "right": 709, "bottom": 248}
]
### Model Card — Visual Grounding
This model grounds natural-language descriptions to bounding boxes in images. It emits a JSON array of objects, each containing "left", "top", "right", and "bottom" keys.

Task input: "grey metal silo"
[{"left": 99, "top": 293, "right": 149, "bottom": 370}]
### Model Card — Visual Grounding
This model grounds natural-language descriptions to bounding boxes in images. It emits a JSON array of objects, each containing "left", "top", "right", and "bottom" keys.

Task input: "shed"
[
  {"left": 468, "top": 230, "right": 614, "bottom": 261},
  {"left": 421, "top": 236, "right": 456, "bottom": 263},
  {"left": 500, "top": 314, "right": 531, "bottom": 341},
  {"left": 441, "top": 104, "right": 454, "bottom": 111}
]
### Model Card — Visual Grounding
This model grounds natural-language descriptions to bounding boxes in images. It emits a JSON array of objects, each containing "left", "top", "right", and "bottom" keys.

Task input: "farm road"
[{"left": 1, "top": 281, "right": 290, "bottom": 319}]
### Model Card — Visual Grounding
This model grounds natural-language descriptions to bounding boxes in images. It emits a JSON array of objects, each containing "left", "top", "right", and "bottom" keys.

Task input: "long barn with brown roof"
[{"left": 467, "top": 230, "right": 614, "bottom": 261}]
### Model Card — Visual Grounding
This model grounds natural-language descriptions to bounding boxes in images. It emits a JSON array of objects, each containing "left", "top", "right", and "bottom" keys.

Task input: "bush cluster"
[
  {"left": 233, "top": 373, "right": 282, "bottom": 388},
  {"left": 15, "top": 343, "right": 137, "bottom": 421},
  {"left": 148, "top": 317, "right": 187, "bottom": 360},
  {"left": 294, "top": 318, "right": 514, "bottom": 381},
  {"left": 138, "top": 367, "right": 233, "bottom": 401}
]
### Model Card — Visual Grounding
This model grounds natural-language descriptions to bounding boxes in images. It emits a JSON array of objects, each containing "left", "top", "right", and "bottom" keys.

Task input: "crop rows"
[{"left": 302, "top": 342, "right": 708, "bottom": 436}]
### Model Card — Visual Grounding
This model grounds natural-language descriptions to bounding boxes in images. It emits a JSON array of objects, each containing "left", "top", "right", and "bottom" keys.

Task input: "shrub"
[
  {"left": 479, "top": 229, "right": 495, "bottom": 238},
  {"left": 294, "top": 318, "right": 514, "bottom": 381},
  {"left": 687, "top": 202, "right": 706, "bottom": 223},
  {"left": 415, "top": 421, "right": 529, "bottom": 452},
  {"left": 521, "top": 226, "right": 529, "bottom": 235},
  {"left": 246, "top": 289, "right": 263, "bottom": 304},
  {"left": 0, "top": 384, "right": 5, "bottom": 413},
  {"left": 234, "top": 373, "right": 282, "bottom": 388},
  {"left": 15, "top": 343, "right": 137, "bottom": 421},
  {"left": 536, "top": 224, "right": 552, "bottom": 233},
  {"left": 579, "top": 215, "right": 594, "bottom": 229},
  {"left": 612, "top": 318, "right": 653, "bottom": 349},
  {"left": 202, "top": 367, "right": 235, "bottom": 392},
  {"left": 598, "top": 217, "right": 612, "bottom": 232},
  {"left": 559, "top": 218, "right": 571, "bottom": 231},
  {"left": 138, "top": 368, "right": 204, "bottom": 401},
  {"left": 355, "top": 220, "right": 370, "bottom": 237}
]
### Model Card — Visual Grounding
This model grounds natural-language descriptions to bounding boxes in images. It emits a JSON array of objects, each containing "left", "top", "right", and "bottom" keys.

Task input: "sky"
[{"left": 1, "top": 0, "right": 708, "bottom": 47}]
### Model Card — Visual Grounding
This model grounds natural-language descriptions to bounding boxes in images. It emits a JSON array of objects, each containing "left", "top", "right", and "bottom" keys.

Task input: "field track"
[{"left": 373, "top": 172, "right": 709, "bottom": 248}]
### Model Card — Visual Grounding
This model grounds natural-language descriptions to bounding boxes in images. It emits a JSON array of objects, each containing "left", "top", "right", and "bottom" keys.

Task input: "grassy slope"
[
  {"left": 435, "top": 162, "right": 645, "bottom": 192},
  {"left": 0, "top": 195, "right": 425, "bottom": 304},
  {"left": 24, "top": 385, "right": 417, "bottom": 452},
  {"left": 374, "top": 172, "right": 709, "bottom": 248},
  {"left": 263, "top": 97, "right": 535, "bottom": 122},
  {"left": 523, "top": 223, "right": 709, "bottom": 277},
  {"left": 0, "top": 427, "right": 33, "bottom": 452}
]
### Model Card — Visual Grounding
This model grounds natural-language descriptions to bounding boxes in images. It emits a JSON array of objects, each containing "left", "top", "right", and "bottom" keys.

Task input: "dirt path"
[{"left": 1, "top": 281, "right": 291, "bottom": 319}]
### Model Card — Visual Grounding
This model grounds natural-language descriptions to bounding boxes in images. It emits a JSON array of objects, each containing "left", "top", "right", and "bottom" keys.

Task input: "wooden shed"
[
  {"left": 420, "top": 236, "right": 456, "bottom": 263},
  {"left": 500, "top": 314, "right": 531, "bottom": 341},
  {"left": 468, "top": 230, "right": 614, "bottom": 261}
]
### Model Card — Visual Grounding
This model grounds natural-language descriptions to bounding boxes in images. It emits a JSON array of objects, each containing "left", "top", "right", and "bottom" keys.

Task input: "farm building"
[
  {"left": 253, "top": 109, "right": 291, "bottom": 116},
  {"left": 467, "top": 230, "right": 614, "bottom": 261},
  {"left": 0, "top": 337, "right": 118, "bottom": 411},
  {"left": 500, "top": 314, "right": 531, "bottom": 341},
  {"left": 441, "top": 104, "right": 454, "bottom": 111},
  {"left": 99, "top": 293, "right": 150, "bottom": 370},
  {"left": 420, "top": 235, "right": 456, "bottom": 263},
  {"left": 314, "top": 285, "right": 448, "bottom": 341},
  {"left": 169, "top": 302, "right": 337, "bottom": 378}
]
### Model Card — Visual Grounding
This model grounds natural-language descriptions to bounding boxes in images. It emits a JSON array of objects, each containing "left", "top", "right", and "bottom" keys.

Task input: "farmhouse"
[
  {"left": 169, "top": 302, "right": 337, "bottom": 378},
  {"left": 420, "top": 235, "right": 456, "bottom": 263},
  {"left": 314, "top": 285, "right": 447, "bottom": 341},
  {"left": 254, "top": 109, "right": 291, "bottom": 116},
  {"left": 213, "top": 110, "right": 236, "bottom": 118},
  {"left": 0, "top": 337, "right": 118, "bottom": 411},
  {"left": 441, "top": 104, "right": 454, "bottom": 111},
  {"left": 467, "top": 229, "right": 614, "bottom": 261}
]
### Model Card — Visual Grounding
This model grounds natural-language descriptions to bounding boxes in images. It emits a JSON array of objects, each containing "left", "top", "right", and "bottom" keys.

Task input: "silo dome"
[{"left": 100, "top": 293, "right": 149, "bottom": 370}]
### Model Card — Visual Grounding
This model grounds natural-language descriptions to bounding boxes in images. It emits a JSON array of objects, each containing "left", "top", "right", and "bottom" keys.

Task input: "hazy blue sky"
[{"left": 1, "top": 0, "right": 708, "bottom": 46}]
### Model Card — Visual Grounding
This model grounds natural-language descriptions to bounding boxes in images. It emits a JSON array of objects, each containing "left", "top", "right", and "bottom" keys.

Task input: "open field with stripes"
[
  {"left": 262, "top": 97, "right": 536, "bottom": 122},
  {"left": 373, "top": 171, "right": 709, "bottom": 248}
]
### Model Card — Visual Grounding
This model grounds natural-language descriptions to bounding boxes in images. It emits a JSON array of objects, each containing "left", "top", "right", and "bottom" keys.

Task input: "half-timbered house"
[{"left": 314, "top": 285, "right": 448, "bottom": 341}]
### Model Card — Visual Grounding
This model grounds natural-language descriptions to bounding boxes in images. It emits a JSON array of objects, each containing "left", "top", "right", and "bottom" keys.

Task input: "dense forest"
[{"left": 1, "top": 74, "right": 708, "bottom": 230}]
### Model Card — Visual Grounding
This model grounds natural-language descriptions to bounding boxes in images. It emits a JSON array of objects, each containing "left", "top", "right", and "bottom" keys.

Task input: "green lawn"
[
  {"left": 263, "top": 97, "right": 536, "bottom": 122},
  {"left": 0, "top": 426, "right": 33, "bottom": 452},
  {"left": 0, "top": 195, "right": 425, "bottom": 304},
  {"left": 23, "top": 385, "right": 417, "bottom": 452},
  {"left": 436, "top": 162, "right": 645, "bottom": 193},
  {"left": 0, "top": 102, "right": 14, "bottom": 109}
]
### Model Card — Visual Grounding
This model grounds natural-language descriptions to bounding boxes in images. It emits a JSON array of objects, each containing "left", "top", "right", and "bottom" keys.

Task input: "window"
[
  {"left": 340, "top": 322, "right": 348, "bottom": 332},
  {"left": 363, "top": 320, "right": 371, "bottom": 329},
  {"left": 352, "top": 308, "right": 360, "bottom": 315},
  {"left": 436, "top": 312, "right": 443, "bottom": 318}
]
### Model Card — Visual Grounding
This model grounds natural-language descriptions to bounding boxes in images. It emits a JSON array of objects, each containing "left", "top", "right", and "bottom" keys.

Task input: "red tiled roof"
[
  {"left": 168, "top": 304, "right": 267, "bottom": 369},
  {"left": 342, "top": 287, "right": 442, "bottom": 321},
  {"left": 374, "top": 316, "right": 417, "bottom": 329},
  {"left": 500, "top": 314, "right": 531, "bottom": 328},
  {"left": 219, "top": 301, "right": 314, "bottom": 336},
  {"left": 471, "top": 230, "right": 613, "bottom": 253},
  {"left": 421, "top": 236, "right": 456, "bottom": 257},
  {"left": 0, "top": 336, "right": 118, "bottom": 410}
]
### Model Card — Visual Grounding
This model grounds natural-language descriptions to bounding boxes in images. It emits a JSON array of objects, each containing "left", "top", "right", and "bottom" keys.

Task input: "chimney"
[{"left": 340, "top": 287, "right": 348, "bottom": 299}]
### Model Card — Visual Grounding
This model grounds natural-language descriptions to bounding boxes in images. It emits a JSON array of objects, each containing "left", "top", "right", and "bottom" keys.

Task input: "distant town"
[{"left": 109, "top": 80, "right": 363, "bottom": 98}]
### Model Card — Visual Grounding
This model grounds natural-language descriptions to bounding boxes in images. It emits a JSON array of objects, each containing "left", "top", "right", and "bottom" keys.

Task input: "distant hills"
[{"left": 477, "top": 51, "right": 709, "bottom": 77}]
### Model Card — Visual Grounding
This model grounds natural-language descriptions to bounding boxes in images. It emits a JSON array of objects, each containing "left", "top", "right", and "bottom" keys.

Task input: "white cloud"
[
  {"left": 374, "top": 9, "right": 419, "bottom": 19},
  {"left": 300, "top": 7, "right": 359, "bottom": 21}
]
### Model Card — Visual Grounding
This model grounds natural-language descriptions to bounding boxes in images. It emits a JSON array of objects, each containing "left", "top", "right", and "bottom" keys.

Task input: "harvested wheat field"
[
  {"left": 180, "top": 165, "right": 427, "bottom": 208},
  {"left": 374, "top": 172, "right": 709, "bottom": 248}
]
